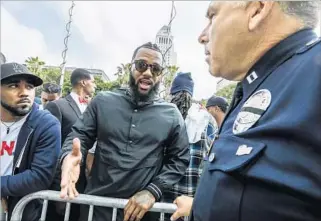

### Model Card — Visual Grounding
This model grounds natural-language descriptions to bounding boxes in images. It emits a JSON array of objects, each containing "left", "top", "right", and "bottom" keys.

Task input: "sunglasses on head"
[{"left": 133, "top": 60, "right": 164, "bottom": 76}]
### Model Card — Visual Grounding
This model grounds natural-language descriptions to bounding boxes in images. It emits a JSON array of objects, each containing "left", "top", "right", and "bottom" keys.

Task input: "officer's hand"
[
  {"left": 60, "top": 138, "right": 82, "bottom": 200},
  {"left": 123, "top": 190, "right": 156, "bottom": 221},
  {"left": 170, "top": 196, "right": 193, "bottom": 221}
]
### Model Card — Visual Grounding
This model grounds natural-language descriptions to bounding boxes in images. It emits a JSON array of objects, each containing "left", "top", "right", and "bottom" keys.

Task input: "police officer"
[{"left": 190, "top": 1, "right": 321, "bottom": 221}]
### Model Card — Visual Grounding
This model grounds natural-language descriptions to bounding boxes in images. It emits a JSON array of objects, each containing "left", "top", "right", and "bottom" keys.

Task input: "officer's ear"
[{"left": 247, "top": 1, "right": 275, "bottom": 31}]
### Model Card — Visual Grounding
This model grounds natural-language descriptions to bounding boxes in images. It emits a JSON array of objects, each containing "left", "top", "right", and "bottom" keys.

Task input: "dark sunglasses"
[{"left": 133, "top": 60, "right": 164, "bottom": 76}]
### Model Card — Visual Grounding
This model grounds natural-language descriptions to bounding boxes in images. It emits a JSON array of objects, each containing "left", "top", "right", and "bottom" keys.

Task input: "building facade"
[{"left": 155, "top": 25, "right": 177, "bottom": 66}]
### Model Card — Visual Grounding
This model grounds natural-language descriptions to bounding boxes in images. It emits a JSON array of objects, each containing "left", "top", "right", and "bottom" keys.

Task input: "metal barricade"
[{"left": 10, "top": 190, "right": 177, "bottom": 221}]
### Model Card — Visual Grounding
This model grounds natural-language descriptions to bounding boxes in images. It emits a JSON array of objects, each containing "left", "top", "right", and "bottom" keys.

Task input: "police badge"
[{"left": 233, "top": 89, "right": 272, "bottom": 134}]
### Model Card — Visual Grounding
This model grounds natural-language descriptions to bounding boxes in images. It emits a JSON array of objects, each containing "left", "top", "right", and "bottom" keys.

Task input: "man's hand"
[
  {"left": 124, "top": 190, "right": 156, "bottom": 221},
  {"left": 85, "top": 152, "right": 95, "bottom": 179},
  {"left": 60, "top": 138, "right": 82, "bottom": 200},
  {"left": 1, "top": 198, "right": 8, "bottom": 212},
  {"left": 171, "top": 196, "right": 193, "bottom": 221}
]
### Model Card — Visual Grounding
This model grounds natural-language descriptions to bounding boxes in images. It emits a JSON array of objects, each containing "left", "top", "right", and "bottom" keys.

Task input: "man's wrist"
[
  {"left": 144, "top": 183, "right": 163, "bottom": 202},
  {"left": 59, "top": 151, "right": 71, "bottom": 166}
]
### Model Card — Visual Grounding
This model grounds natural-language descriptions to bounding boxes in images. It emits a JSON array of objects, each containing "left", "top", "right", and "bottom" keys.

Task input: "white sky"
[
  {"left": 1, "top": 1, "right": 320, "bottom": 99},
  {"left": 1, "top": 1, "right": 218, "bottom": 100}
]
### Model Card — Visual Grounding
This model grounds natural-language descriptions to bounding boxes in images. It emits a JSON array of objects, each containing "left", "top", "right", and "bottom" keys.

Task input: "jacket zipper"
[{"left": 12, "top": 129, "right": 33, "bottom": 175}]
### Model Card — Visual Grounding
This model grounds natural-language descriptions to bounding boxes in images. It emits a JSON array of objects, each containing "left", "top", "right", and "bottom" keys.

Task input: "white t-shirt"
[
  {"left": 88, "top": 142, "right": 97, "bottom": 154},
  {"left": 1, "top": 115, "right": 28, "bottom": 176},
  {"left": 185, "top": 103, "right": 213, "bottom": 144}
]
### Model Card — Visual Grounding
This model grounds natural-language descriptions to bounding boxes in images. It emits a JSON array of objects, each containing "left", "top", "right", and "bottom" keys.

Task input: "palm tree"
[
  {"left": 25, "top": 56, "right": 45, "bottom": 75},
  {"left": 114, "top": 63, "right": 131, "bottom": 87}
]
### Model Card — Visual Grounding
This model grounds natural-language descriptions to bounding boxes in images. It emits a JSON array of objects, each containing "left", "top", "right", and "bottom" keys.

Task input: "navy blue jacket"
[
  {"left": 1, "top": 104, "right": 61, "bottom": 221},
  {"left": 192, "top": 29, "right": 321, "bottom": 221}
]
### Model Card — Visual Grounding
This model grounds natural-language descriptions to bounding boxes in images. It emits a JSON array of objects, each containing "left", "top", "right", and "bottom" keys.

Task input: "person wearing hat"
[
  {"left": 0, "top": 62, "right": 61, "bottom": 221},
  {"left": 166, "top": 72, "right": 216, "bottom": 221},
  {"left": 205, "top": 95, "right": 229, "bottom": 128}
]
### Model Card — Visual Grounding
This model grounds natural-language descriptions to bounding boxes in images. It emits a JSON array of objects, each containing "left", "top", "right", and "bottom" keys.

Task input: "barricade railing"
[{"left": 10, "top": 190, "right": 178, "bottom": 221}]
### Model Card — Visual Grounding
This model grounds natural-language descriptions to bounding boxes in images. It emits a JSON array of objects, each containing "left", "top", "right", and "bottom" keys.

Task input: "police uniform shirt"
[{"left": 192, "top": 29, "right": 321, "bottom": 221}]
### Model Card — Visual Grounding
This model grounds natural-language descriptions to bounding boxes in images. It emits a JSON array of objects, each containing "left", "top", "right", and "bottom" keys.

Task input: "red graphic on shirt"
[{"left": 1, "top": 141, "right": 15, "bottom": 156}]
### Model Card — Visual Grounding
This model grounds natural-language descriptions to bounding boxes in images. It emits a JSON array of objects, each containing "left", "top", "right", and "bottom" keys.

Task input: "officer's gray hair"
[
  {"left": 232, "top": 1, "right": 320, "bottom": 29},
  {"left": 278, "top": 1, "right": 320, "bottom": 29}
]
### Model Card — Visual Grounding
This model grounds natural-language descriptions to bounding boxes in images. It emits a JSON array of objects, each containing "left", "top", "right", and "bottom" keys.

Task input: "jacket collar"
[
  {"left": 218, "top": 29, "right": 319, "bottom": 135},
  {"left": 122, "top": 87, "right": 163, "bottom": 107},
  {"left": 241, "top": 28, "right": 318, "bottom": 102},
  {"left": 14, "top": 104, "right": 38, "bottom": 166},
  {"left": 65, "top": 94, "right": 82, "bottom": 118}
]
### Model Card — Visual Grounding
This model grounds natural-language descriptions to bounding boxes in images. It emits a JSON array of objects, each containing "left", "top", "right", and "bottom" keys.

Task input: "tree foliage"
[
  {"left": 114, "top": 63, "right": 131, "bottom": 87},
  {"left": 215, "top": 83, "right": 237, "bottom": 104},
  {"left": 25, "top": 56, "right": 45, "bottom": 75},
  {"left": 61, "top": 71, "right": 72, "bottom": 96},
  {"left": 160, "top": 65, "right": 180, "bottom": 100}
]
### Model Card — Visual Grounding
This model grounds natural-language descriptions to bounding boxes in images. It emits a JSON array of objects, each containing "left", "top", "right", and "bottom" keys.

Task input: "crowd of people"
[
  {"left": 0, "top": 43, "right": 226, "bottom": 221},
  {"left": 1, "top": 1, "right": 321, "bottom": 221}
]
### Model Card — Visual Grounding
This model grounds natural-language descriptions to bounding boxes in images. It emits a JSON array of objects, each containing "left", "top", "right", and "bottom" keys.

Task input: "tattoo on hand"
[{"left": 133, "top": 190, "right": 155, "bottom": 206}]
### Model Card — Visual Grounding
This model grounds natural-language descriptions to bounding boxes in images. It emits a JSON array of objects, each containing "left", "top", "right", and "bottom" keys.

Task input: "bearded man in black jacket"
[{"left": 58, "top": 42, "right": 190, "bottom": 221}]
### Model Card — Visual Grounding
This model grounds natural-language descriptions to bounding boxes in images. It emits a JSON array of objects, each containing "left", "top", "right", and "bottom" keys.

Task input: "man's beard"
[
  {"left": 1, "top": 100, "right": 32, "bottom": 117},
  {"left": 129, "top": 74, "right": 160, "bottom": 102}
]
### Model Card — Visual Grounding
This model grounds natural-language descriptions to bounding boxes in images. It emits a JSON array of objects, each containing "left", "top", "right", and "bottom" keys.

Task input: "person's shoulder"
[
  {"left": 46, "top": 97, "right": 67, "bottom": 108},
  {"left": 55, "top": 96, "right": 69, "bottom": 105},
  {"left": 155, "top": 99, "right": 179, "bottom": 111},
  {"left": 94, "top": 89, "right": 126, "bottom": 102},
  {"left": 292, "top": 38, "right": 321, "bottom": 76},
  {"left": 31, "top": 108, "right": 60, "bottom": 128},
  {"left": 295, "top": 37, "right": 321, "bottom": 60}
]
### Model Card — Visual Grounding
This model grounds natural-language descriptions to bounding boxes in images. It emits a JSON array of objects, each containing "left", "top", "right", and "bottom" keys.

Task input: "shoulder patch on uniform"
[
  {"left": 246, "top": 71, "right": 258, "bottom": 84},
  {"left": 233, "top": 89, "right": 272, "bottom": 134}
]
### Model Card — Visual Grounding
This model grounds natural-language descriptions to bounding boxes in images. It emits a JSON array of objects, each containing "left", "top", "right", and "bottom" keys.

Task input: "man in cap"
[
  {"left": 205, "top": 95, "right": 228, "bottom": 128},
  {"left": 189, "top": 1, "right": 321, "bottom": 221},
  {"left": 0, "top": 62, "right": 61, "bottom": 221}
]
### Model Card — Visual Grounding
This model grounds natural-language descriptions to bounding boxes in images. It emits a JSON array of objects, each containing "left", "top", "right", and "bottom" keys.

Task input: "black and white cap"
[{"left": 1, "top": 62, "right": 43, "bottom": 87}]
